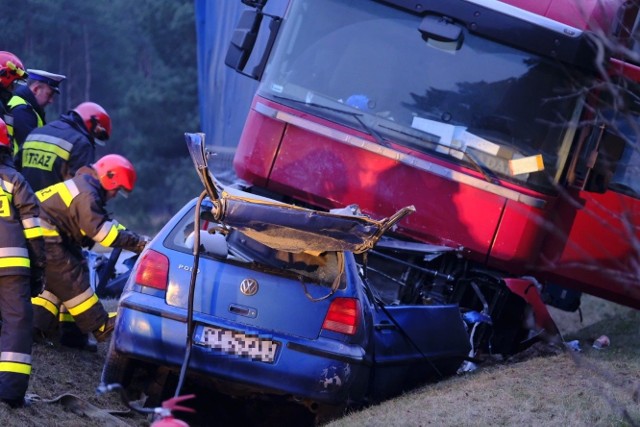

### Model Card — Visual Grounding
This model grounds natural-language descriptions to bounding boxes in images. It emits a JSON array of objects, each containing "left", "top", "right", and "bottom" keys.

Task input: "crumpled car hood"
[{"left": 185, "top": 132, "right": 414, "bottom": 254}]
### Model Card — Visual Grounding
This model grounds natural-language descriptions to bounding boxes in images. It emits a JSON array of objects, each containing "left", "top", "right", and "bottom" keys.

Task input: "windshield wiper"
[
  {"left": 272, "top": 94, "right": 389, "bottom": 146},
  {"left": 273, "top": 95, "right": 500, "bottom": 185},
  {"left": 379, "top": 123, "right": 500, "bottom": 185},
  {"left": 462, "top": 150, "right": 501, "bottom": 185}
]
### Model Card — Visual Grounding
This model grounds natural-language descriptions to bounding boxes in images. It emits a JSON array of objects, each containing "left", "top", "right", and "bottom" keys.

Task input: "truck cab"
[{"left": 218, "top": 0, "right": 640, "bottom": 353}]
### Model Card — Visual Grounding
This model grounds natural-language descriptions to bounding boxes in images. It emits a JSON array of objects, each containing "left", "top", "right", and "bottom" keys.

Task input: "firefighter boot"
[
  {"left": 32, "top": 328, "right": 54, "bottom": 347},
  {"left": 60, "top": 322, "right": 98, "bottom": 352},
  {"left": 92, "top": 315, "right": 116, "bottom": 343}
]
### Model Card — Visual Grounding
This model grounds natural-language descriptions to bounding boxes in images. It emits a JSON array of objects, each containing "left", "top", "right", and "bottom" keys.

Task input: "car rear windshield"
[{"left": 164, "top": 204, "right": 346, "bottom": 289}]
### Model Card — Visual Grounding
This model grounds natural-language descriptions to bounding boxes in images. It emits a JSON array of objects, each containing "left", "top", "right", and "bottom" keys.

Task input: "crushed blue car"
[{"left": 100, "top": 133, "right": 472, "bottom": 420}]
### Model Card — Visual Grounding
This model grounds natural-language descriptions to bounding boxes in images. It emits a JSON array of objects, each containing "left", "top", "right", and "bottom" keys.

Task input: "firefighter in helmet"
[
  {"left": 18, "top": 101, "right": 112, "bottom": 190},
  {"left": 20, "top": 101, "right": 112, "bottom": 350},
  {"left": 0, "top": 51, "right": 29, "bottom": 156},
  {"left": 32, "top": 154, "right": 148, "bottom": 346},
  {"left": 0, "top": 117, "right": 46, "bottom": 408}
]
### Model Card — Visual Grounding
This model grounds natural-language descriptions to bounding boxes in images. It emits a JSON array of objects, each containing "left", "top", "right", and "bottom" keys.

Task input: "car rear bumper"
[{"left": 114, "top": 294, "right": 371, "bottom": 405}]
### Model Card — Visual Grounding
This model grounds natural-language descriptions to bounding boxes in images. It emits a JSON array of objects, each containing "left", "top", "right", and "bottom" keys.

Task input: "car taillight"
[
  {"left": 322, "top": 298, "right": 360, "bottom": 335},
  {"left": 134, "top": 249, "right": 169, "bottom": 290}
]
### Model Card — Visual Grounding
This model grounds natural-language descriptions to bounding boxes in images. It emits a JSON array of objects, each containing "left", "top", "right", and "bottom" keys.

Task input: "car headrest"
[{"left": 185, "top": 230, "right": 228, "bottom": 258}]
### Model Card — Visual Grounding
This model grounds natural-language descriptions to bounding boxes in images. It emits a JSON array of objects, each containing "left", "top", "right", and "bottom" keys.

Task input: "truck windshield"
[{"left": 258, "top": 0, "right": 594, "bottom": 193}]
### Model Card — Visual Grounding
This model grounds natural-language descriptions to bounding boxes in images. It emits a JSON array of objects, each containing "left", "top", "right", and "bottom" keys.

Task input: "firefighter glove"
[{"left": 133, "top": 235, "right": 151, "bottom": 254}]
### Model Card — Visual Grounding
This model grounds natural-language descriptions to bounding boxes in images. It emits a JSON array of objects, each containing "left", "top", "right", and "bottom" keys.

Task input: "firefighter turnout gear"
[
  {"left": 0, "top": 127, "right": 46, "bottom": 406},
  {"left": 0, "top": 276, "right": 34, "bottom": 408},
  {"left": 19, "top": 110, "right": 99, "bottom": 192},
  {"left": 32, "top": 161, "right": 146, "bottom": 344}
]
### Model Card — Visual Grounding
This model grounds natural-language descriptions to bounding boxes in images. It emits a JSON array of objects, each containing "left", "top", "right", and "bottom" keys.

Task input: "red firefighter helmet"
[
  {"left": 73, "top": 102, "right": 112, "bottom": 141},
  {"left": 93, "top": 154, "right": 137, "bottom": 192},
  {"left": 0, "top": 51, "right": 28, "bottom": 88},
  {"left": 0, "top": 118, "right": 9, "bottom": 148}
]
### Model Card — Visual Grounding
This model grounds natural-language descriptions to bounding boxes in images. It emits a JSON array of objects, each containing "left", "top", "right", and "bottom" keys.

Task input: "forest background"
[{"left": 1, "top": 0, "right": 202, "bottom": 235}]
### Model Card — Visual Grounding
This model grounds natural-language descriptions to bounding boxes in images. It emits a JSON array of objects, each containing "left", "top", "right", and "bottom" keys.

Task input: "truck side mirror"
[
  {"left": 225, "top": 8, "right": 281, "bottom": 81},
  {"left": 225, "top": 9, "right": 262, "bottom": 73},
  {"left": 584, "top": 128, "right": 626, "bottom": 193}
]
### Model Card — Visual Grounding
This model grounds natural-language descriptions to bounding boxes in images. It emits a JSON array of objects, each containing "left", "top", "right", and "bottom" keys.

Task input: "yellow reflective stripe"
[
  {"left": 98, "top": 313, "right": 118, "bottom": 332},
  {"left": 41, "top": 228, "right": 60, "bottom": 237},
  {"left": 39, "top": 219, "right": 59, "bottom": 237},
  {"left": 22, "top": 141, "right": 70, "bottom": 160},
  {"left": 7, "top": 95, "right": 27, "bottom": 109},
  {"left": 37, "top": 182, "right": 67, "bottom": 203},
  {"left": 7, "top": 96, "right": 42, "bottom": 128},
  {"left": 32, "top": 296, "right": 59, "bottom": 316},
  {"left": 22, "top": 141, "right": 71, "bottom": 161},
  {"left": 94, "top": 221, "right": 114, "bottom": 241},
  {"left": 25, "top": 133, "right": 73, "bottom": 152},
  {"left": 0, "top": 257, "right": 30, "bottom": 268},
  {"left": 0, "top": 361, "right": 31, "bottom": 375},
  {"left": 100, "top": 225, "right": 119, "bottom": 247},
  {"left": 67, "top": 293, "right": 99, "bottom": 317},
  {"left": 24, "top": 226, "right": 44, "bottom": 239},
  {"left": 37, "top": 180, "right": 77, "bottom": 206},
  {"left": 59, "top": 312, "right": 75, "bottom": 322}
]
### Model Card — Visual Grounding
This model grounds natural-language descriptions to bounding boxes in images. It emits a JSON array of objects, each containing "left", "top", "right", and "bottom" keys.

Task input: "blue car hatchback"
[{"left": 101, "top": 134, "right": 471, "bottom": 420}]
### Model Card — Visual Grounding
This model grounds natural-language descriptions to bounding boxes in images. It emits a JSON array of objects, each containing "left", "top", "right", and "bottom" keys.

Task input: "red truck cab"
[{"left": 223, "top": 0, "right": 640, "bottom": 353}]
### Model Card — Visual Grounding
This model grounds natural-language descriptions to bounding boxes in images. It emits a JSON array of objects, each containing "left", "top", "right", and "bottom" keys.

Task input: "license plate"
[{"left": 196, "top": 326, "right": 279, "bottom": 363}]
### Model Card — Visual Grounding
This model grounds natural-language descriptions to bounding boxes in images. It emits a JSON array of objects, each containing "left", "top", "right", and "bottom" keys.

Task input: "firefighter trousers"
[
  {"left": 0, "top": 274, "right": 33, "bottom": 403},
  {"left": 33, "top": 241, "right": 108, "bottom": 337}
]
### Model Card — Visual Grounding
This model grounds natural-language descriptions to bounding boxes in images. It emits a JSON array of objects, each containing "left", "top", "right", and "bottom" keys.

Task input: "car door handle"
[
  {"left": 374, "top": 322, "right": 397, "bottom": 331},
  {"left": 229, "top": 304, "right": 257, "bottom": 318}
]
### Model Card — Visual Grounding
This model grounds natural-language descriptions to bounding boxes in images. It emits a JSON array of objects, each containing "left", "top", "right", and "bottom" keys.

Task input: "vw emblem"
[{"left": 240, "top": 278, "right": 259, "bottom": 296}]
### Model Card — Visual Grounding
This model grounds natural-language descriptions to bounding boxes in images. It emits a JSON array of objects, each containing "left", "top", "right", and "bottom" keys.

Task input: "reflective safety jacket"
[
  {"left": 8, "top": 85, "right": 45, "bottom": 156},
  {"left": 19, "top": 112, "right": 95, "bottom": 192},
  {"left": 0, "top": 91, "right": 16, "bottom": 162},
  {"left": 0, "top": 154, "right": 46, "bottom": 277},
  {"left": 36, "top": 167, "right": 143, "bottom": 252}
]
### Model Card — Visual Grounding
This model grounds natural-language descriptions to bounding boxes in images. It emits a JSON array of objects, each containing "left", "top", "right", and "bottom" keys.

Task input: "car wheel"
[
  {"left": 314, "top": 403, "right": 346, "bottom": 425},
  {"left": 101, "top": 337, "right": 133, "bottom": 387}
]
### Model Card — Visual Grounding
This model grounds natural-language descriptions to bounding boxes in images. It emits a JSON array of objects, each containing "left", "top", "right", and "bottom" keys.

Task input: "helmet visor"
[
  {"left": 118, "top": 187, "right": 131, "bottom": 199},
  {"left": 93, "top": 123, "right": 109, "bottom": 142}
]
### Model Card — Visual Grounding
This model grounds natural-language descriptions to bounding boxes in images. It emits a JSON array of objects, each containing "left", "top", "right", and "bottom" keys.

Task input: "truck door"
[{"left": 540, "top": 96, "right": 640, "bottom": 308}]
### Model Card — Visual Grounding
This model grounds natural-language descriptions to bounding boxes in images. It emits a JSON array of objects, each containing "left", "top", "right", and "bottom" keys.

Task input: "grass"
[{"left": 326, "top": 295, "right": 640, "bottom": 427}]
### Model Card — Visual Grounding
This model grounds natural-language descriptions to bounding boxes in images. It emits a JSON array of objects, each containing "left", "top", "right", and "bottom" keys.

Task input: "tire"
[{"left": 100, "top": 337, "right": 133, "bottom": 387}]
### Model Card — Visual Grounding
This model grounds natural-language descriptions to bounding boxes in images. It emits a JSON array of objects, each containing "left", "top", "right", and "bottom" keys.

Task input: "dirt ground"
[
  {"left": 0, "top": 296, "right": 145, "bottom": 427},
  {"left": 0, "top": 295, "right": 636, "bottom": 426}
]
